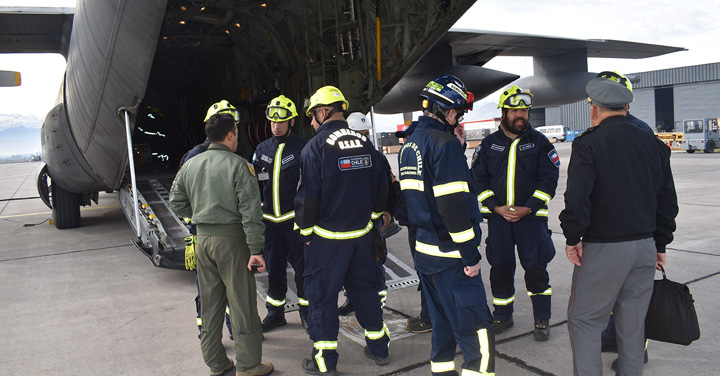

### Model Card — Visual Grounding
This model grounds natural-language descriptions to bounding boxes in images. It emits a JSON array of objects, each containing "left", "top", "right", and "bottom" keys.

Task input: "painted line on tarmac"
[{"left": 0, "top": 204, "right": 120, "bottom": 219}]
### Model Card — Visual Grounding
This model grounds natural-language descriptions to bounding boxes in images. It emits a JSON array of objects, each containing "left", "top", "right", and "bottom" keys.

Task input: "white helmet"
[{"left": 347, "top": 112, "right": 372, "bottom": 131}]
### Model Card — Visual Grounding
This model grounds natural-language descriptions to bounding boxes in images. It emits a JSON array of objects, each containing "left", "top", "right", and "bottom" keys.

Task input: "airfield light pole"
[{"left": 123, "top": 109, "right": 141, "bottom": 239}]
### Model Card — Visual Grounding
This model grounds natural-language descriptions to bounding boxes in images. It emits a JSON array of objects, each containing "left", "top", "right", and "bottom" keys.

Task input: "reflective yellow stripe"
[
  {"left": 532, "top": 190, "right": 551, "bottom": 205},
  {"left": 314, "top": 349, "right": 329, "bottom": 373},
  {"left": 263, "top": 211, "right": 296, "bottom": 222},
  {"left": 415, "top": 241, "right": 462, "bottom": 258},
  {"left": 433, "top": 181, "right": 469, "bottom": 197},
  {"left": 272, "top": 143, "right": 285, "bottom": 217},
  {"left": 299, "top": 226, "right": 314, "bottom": 236},
  {"left": 400, "top": 179, "right": 424, "bottom": 191},
  {"left": 480, "top": 206, "right": 491, "bottom": 214},
  {"left": 378, "top": 290, "right": 387, "bottom": 306},
  {"left": 431, "top": 361, "right": 455, "bottom": 372},
  {"left": 493, "top": 295, "right": 515, "bottom": 305},
  {"left": 478, "top": 190, "right": 494, "bottom": 202},
  {"left": 371, "top": 211, "right": 383, "bottom": 220},
  {"left": 449, "top": 227, "right": 475, "bottom": 243},
  {"left": 528, "top": 287, "right": 552, "bottom": 297},
  {"left": 266, "top": 296, "right": 286, "bottom": 306},
  {"left": 535, "top": 209, "right": 548, "bottom": 217},
  {"left": 313, "top": 221, "right": 373, "bottom": 240},
  {"left": 506, "top": 138, "right": 520, "bottom": 206},
  {"left": 197, "top": 318, "right": 202, "bottom": 326},
  {"left": 298, "top": 298, "right": 309, "bottom": 306},
  {"left": 478, "top": 328, "right": 492, "bottom": 375},
  {"left": 365, "top": 322, "right": 390, "bottom": 340},
  {"left": 314, "top": 341, "right": 337, "bottom": 350}
]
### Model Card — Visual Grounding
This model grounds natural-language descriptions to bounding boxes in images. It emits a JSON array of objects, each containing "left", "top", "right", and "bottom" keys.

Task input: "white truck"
[{"left": 681, "top": 118, "right": 719, "bottom": 153}]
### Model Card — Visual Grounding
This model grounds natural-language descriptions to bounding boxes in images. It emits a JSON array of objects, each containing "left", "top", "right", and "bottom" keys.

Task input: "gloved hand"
[{"left": 185, "top": 235, "right": 197, "bottom": 270}]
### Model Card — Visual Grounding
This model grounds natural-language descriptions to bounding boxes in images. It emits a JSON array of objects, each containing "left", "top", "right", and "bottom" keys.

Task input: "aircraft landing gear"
[{"left": 51, "top": 183, "right": 81, "bottom": 229}]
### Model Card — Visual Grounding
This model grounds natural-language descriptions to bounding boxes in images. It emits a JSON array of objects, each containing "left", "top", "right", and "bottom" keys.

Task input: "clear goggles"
[
  {"left": 218, "top": 109, "right": 240, "bottom": 122},
  {"left": 502, "top": 93, "right": 532, "bottom": 108},
  {"left": 265, "top": 106, "right": 293, "bottom": 121}
]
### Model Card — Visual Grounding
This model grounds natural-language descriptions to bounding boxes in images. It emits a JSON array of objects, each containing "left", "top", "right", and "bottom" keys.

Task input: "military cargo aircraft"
[{"left": 0, "top": 0, "right": 683, "bottom": 268}]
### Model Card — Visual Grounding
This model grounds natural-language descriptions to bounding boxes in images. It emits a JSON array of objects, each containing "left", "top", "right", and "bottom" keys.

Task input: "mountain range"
[{"left": 0, "top": 114, "right": 43, "bottom": 157}]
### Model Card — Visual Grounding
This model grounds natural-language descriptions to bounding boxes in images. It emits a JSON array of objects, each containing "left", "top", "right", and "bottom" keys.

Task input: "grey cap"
[{"left": 585, "top": 77, "right": 633, "bottom": 107}]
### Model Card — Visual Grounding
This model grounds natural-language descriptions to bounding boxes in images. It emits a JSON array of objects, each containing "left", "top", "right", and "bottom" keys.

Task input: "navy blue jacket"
[
  {"left": 471, "top": 125, "right": 559, "bottom": 221},
  {"left": 294, "top": 119, "right": 388, "bottom": 243},
  {"left": 253, "top": 133, "right": 307, "bottom": 224},
  {"left": 398, "top": 116, "right": 482, "bottom": 274}
]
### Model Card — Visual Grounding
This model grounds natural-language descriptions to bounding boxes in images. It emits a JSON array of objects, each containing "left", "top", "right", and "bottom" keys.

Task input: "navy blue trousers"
[{"left": 264, "top": 220, "right": 308, "bottom": 319}]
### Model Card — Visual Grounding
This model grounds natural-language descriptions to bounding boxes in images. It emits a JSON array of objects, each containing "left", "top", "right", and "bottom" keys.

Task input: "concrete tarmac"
[{"left": 0, "top": 142, "right": 717, "bottom": 375}]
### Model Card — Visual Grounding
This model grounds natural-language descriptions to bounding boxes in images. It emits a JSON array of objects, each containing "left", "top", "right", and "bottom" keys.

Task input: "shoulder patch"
[
  {"left": 471, "top": 144, "right": 482, "bottom": 168},
  {"left": 247, "top": 162, "right": 256, "bottom": 176},
  {"left": 547, "top": 149, "right": 561, "bottom": 168},
  {"left": 338, "top": 154, "right": 372, "bottom": 171}
]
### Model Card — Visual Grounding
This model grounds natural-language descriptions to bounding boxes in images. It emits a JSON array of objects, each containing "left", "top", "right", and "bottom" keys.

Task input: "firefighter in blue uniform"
[
  {"left": 399, "top": 75, "right": 495, "bottom": 376},
  {"left": 296, "top": 86, "right": 390, "bottom": 375},
  {"left": 252, "top": 95, "right": 309, "bottom": 332},
  {"left": 470, "top": 85, "right": 559, "bottom": 341}
]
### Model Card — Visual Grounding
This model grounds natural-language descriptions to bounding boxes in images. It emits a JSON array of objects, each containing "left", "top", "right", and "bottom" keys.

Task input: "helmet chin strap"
[{"left": 430, "top": 104, "right": 457, "bottom": 132}]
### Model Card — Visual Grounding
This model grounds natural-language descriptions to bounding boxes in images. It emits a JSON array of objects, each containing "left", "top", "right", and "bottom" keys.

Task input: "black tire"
[
  {"left": 686, "top": 150, "right": 695, "bottom": 154},
  {"left": 52, "top": 184, "right": 81, "bottom": 229},
  {"left": 704, "top": 141, "right": 715, "bottom": 153}
]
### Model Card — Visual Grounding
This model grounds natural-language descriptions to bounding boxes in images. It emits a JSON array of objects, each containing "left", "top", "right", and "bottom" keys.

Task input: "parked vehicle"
[
  {"left": 535, "top": 125, "right": 568, "bottom": 142},
  {"left": 681, "top": 118, "right": 719, "bottom": 153}
]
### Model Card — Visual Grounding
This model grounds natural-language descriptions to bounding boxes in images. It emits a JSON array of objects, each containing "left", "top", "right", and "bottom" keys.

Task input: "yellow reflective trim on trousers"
[
  {"left": 535, "top": 209, "right": 548, "bottom": 217},
  {"left": 506, "top": 138, "right": 521, "bottom": 206},
  {"left": 314, "top": 341, "right": 338, "bottom": 350},
  {"left": 365, "top": 322, "right": 390, "bottom": 340},
  {"left": 266, "top": 296, "right": 286, "bottom": 306},
  {"left": 197, "top": 318, "right": 202, "bottom": 326},
  {"left": 481, "top": 206, "right": 491, "bottom": 213},
  {"left": 263, "top": 211, "right": 296, "bottom": 223},
  {"left": 299, "top": 226, "right": 314, "bottom": 236},
  {"left": 315, "top": 349, "right": 328, "bottom": 373},
  {"left": 478, "top": 327, "right": 493, "bottom": 375},
  {"left": 313, "top": 220, "right": 373, "bottom": 240},
  {"left": 400, "top": 179, "right": 424, "bottom": 191},
  {"left": 298, "top": 297, "right": 309, "bottom": 306},
  {"left": 225, "top": 305, "right": 230, "bottom": 314},
  {"left": 433, "top": 181, "right": 469, "bottom": 197},
  {"left": 449, "top": 227, "right": 475, "bottom": 243},
  {"left": 272, "top": 143, "right": 285, "bottom": 217},
  {"left": 527, "top": 287, "right": 552, "bottom": 297},
  {"left": 478, "top": 190, "right": 494, "bottom": 203},
  {"left": 462, "top": 369, "right": 495, "bottom": 376},
  {"left": 371, "top": 211, "right": 383, "bottom": 220},
  {"left": 431, "top": 361, "right": 456, "bottom": 372},
  {"left": 493, "top": 295, "right": 515, "bottom": 305},
  {"left": 415, "top": 240, "right": 462, "bottom": 258},
  {"left": 532, "top": 190, "right": 551, "bottom": 205}
]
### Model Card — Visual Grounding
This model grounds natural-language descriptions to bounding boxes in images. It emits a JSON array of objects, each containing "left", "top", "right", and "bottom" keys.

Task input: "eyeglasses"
[
  {"left": 266, "top": 107, "right": 292, "bottom": 121},
  {"left": 502, "top": 93, "right": 533, "bottom": 108}
]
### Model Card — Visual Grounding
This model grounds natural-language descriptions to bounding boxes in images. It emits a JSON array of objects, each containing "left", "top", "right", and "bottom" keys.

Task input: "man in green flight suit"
[{"left": 170, "top": 113, "right": 274, "bottom": 376}]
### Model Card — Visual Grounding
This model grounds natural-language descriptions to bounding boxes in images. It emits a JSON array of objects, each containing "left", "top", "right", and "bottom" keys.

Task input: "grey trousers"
[
  {"left": 567, "top": 238, "right": 656, "bottom": 376},
  {"left": 196, "top": 234, "right": 263, "bottom": 373}
]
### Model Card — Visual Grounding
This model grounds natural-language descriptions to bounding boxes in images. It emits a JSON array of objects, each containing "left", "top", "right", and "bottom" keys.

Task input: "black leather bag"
[{"left": 644, "top": 266, "right": 700, "bottom": 345}]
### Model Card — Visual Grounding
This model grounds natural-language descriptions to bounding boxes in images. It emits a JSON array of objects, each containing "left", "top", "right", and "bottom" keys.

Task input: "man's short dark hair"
[{"left": 205, "top": 113, "right": 236, "bottom": 142}]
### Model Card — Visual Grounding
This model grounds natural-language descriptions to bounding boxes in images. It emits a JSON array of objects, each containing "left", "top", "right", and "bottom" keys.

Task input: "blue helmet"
[{"left": 419, "top": 75, "right": 468, "bottom": 111}]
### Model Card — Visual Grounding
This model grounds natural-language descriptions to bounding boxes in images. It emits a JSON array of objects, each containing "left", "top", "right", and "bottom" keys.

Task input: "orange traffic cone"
[{"left": 666, "top": 141, "right": 672, "bottom": 148}]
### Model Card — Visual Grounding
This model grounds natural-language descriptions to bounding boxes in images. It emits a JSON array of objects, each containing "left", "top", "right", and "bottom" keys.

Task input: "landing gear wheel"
[{"left": 51, "top": 183, "right": 81, "bottom": 229}]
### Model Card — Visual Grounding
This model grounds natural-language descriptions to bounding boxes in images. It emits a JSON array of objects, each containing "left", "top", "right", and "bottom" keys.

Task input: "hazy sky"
[{"left": 1, "top": 0, "right": 719, "bottom": 130}]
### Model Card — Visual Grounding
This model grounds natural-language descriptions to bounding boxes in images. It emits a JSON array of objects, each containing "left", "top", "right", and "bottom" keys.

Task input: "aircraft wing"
[{"left": 0, "top": 7, "right": 74, "bottom": 57}]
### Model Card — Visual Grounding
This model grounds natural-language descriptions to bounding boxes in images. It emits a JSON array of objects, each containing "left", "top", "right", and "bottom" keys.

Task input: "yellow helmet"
[
  {"left": 304, "top": 86, "right": 349, "bottom": 116},
  {"left": 204, "top": 100, "right": 239, "bottom": 122},
  {"left": 596, "top": 71, "right": 633, "bottom": 92},
  {"left": 498, "top": 85, "right": 533, "bottom": 109},
  {"left": 265, "top": 95, "right": 298, "bottom": 122}
]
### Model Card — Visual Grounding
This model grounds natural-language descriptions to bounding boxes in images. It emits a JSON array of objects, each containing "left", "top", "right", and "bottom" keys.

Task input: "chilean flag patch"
[{"left": 547, "top": 149, "right": 561, "bottom": 168}]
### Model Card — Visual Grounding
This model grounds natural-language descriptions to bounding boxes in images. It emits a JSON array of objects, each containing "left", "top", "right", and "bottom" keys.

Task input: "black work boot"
[
  {"left": 492, "top": 319, "right": 514, "bottom": 334},
  {"left": 337, "top": 301, "right": 355, "bottom": 316},
  {"left": 533, "top": 318, "right": 550, "bottom": 341},
  {"left": 301, "top": 358, "right": 338, "bottom": 375},
  {"left": 364, "top": 345, "right": 390, "bottom": 366},
  {"left": 261, "top": 314, "right": 287, "bottom": 332}
]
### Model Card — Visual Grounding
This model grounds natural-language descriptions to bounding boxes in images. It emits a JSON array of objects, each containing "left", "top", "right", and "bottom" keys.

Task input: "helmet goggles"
[
  {"left": 265, "top": 106, "right": 293, "bottom": 121},
  {"left": 502, "top": 93, "right": 532, "bottom": 108},
  {"left": 217, "top": 108, "right": 240, "bottom": 122},
  {"left": 596, "top": 71, "right": 632, "bottom": 92}
]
